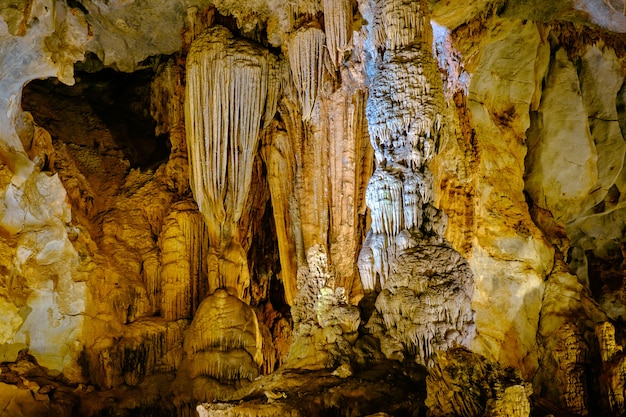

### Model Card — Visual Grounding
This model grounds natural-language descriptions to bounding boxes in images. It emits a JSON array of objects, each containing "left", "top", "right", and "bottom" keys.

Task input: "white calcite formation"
[
  {"left": 358, "top": 0, "right": 474, "bottom": 366},
  {"left": 0, "top": 169, "right": 86, "bottom": 378},
  {"left": 0, "top": 0, "right": 87, "bottom": 182}
]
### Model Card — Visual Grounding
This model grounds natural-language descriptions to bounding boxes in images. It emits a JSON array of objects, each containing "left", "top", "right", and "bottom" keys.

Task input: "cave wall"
[{"left": 0, "top": 0, "right": 625, "bottom": 416}]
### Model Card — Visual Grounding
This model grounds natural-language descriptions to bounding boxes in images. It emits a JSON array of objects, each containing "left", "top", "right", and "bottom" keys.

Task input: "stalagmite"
[
  {"left": 426, "top": 348, "right": 532, "bottom": 417},
  {"left": 553, "top": 323, "right": 589, "bottom": 415},
  {"left": 185, "top": 25, "right": 281, "bottom": 300},
  {"left": 183, "top": 289, "right": 262, "bottom": 384},
  {"left": 287, "top": 246, "right": 361, "bottom": 369},
  {"left": 287, "top": 24, "right": 326, "bottom": 120},
  {"left": 597, "top": 321, "right": 626, "bottom": 416},
  {"left": 185, "top": 289, "right": 262, "bottom": 362}
]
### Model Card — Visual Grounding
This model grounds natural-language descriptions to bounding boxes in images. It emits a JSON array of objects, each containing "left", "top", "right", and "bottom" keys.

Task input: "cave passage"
[{"left": 22, "top": 67, "right": 169, "bottom": 170}]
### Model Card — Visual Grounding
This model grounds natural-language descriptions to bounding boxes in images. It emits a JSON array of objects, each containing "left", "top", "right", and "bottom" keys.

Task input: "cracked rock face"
[{"left": 0, "top": 0, "right": 625, "bottom": 416}]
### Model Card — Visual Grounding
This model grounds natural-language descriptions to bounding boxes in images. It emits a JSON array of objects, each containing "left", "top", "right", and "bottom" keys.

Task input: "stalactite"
[
  {"left": 89, "top": 319, "right": 187, "bottom": 389},
  {"left": 366, "top": 169, "right": 404, "bottom": 236},
  {"left": 381, "top": 0, "right": 431, "bottom": 50},
  {"left": 402, "top": 173, "right": 423, "bottom": 230},
  {"left": 259, "top": 322, "right": 275, "bottom": 375},
  {"left": 367, "top": 48, "right": 442, "bottom": 168},
  {"left": 352, "top": 90, "right": 374, "bottom": 220},
  {"left": 189, "top": 349, "right": 259, "bottom": 381},
  {"left": 185, "top": 25, "right": 281, "bottom": 300},
  {"left": 357, "top": 244, "right": 376, "bottom": 291},
  {"left": 151, "top": 59, "right": 189, "bottom": 194},
  {"left": 279, "top": 72, "right": 331, "bottom": 261},
  {"left": 143, "top": 249, "right": 161, "bottom": 312},
  {"left": 322, "top": 0, "right": 353, "bottom": 68},
  {"left": 287, "top": 23, "right": 326, "bottom": 120},
  {"left": 327, "top": 88, "right": 372, "bottom": 304}
]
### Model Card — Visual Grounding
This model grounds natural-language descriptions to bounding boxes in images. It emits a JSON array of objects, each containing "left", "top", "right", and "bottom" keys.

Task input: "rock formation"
[{"left": 0, "top": 0, "right": 625, "bottom": 416}]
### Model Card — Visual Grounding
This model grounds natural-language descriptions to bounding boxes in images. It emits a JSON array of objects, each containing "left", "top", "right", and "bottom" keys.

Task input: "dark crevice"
[
  {"left": 66, "top": 0, "right": 88, "bottom": 15},
  {"left": 617, "top": 81, "right": 626, "bottom": 141}
]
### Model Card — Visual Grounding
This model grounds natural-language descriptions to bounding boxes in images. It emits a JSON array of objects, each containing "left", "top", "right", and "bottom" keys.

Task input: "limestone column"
[{"left": 358, "top": 0, "right": 475, "bottom": 365}]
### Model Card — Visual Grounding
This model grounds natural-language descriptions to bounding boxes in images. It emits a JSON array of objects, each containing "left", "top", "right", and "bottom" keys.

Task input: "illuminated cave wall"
[{"left": 0, "top": 0, "right": 625, "bottom": 416}]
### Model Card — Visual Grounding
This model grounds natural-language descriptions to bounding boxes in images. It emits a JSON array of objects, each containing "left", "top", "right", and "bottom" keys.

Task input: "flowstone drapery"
[
  {"left": 358, "top": 0, "right": 474, "bottom": 365},
  {"left": 322, "top": 0, "right": 352, "bottom": 68}
]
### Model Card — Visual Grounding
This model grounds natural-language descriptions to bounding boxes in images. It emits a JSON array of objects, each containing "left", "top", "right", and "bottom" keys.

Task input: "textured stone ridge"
[{"left": 426, "top": 347, "right": 532, "bottom": 417}]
